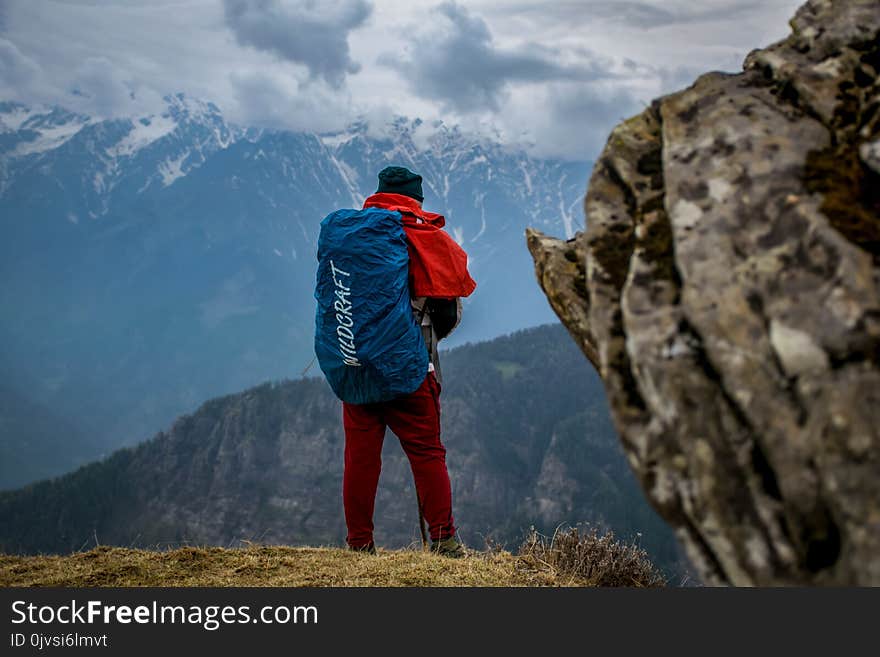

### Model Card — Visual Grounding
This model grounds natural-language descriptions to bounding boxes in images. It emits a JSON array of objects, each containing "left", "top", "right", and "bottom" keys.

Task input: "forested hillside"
[{"left": 0, "top": 324, "right": 681, "bottom": 575}]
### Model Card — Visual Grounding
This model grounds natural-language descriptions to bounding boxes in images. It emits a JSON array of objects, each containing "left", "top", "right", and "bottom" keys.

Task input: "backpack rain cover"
[{"left": 314, "top": 207, "right": 428, "bottom": 404}]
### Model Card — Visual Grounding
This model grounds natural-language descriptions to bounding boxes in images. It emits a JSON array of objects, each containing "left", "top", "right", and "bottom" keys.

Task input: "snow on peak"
[
  {"left": 8, "top": 110, "right": 91, "bottom": 157},
  {"left": 107, "top": 114, "right": 178, "bottom": 158},
  {"left": 0, "top": 103, "right": 37, "bottom": 132},
  {"left": 158, "top": 151, "right": 190, "bottom": 186},
  {"left": 320, "top": 131, "right": 358, "bottom": 148},
  {"left": 164, "top": 93, "right": 222, "bottom": 124}
]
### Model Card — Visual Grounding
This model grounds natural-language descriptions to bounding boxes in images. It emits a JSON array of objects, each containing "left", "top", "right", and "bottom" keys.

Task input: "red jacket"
[{"left": 362, "top": 193, "right": 476, "bottom": 298}]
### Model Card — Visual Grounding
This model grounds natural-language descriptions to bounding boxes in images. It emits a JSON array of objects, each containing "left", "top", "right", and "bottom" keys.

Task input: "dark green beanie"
[{"left": 376, "top": 166, "right": 423, "bottom": 202}]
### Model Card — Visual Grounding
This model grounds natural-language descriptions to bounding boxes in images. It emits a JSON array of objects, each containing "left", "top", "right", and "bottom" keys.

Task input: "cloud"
[
  {"left": 69, "top": 57, "right": 133, "bottom": 116},
  {"left": 495, "top": 80, "right": 645, "bottom": 161},
  {"left": 382, "top": 2, "right": 610, "bottom": 113},
  {"left": 65, "top": 56, "right": 165, "bottom": 118},
  {"left": 0, "top": 37, "right": 42, "bottom": 98},
  {"left": 504, "top": 1, "right": 767, "bottom": 30},
  {"left": 229, "top": 70, "right": 353, "bottom": 134},
  {"left": 545, "top": 1, "right": 677, "bottom": 29},
  {"left": 0, "top": 0, "right": 806, "bottom": 160},
  {"left": 223, "top": 0, "right": 371, "bottom": 88}
]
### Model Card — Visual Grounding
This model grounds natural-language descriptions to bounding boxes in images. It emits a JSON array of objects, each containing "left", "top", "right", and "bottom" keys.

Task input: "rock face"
[{"left": 528, "top": 0, "right": 880, "bottom": 586}]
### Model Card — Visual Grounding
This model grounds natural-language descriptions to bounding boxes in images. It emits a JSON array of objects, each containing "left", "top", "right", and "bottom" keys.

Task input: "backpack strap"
[{"left": 411, "top": 297, "right": 442, "bottom": 384}]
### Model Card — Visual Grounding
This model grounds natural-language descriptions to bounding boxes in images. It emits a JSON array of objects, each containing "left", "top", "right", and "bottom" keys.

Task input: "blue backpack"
[{"left": 314, "top": 207, "right": 428, "bottom": 404}]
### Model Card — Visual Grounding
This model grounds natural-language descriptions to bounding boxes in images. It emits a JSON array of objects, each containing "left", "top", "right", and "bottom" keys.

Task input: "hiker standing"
[{"left": 314, "top": 166, "right": 476, "bottom": 557}]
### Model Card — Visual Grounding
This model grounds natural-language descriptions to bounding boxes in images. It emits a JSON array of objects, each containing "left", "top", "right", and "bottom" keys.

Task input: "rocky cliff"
[{"left": 527, "top": 0, "right": 880, "bottom": 586}]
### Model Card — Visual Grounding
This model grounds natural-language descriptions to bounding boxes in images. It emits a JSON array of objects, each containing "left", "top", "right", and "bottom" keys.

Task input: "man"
[{"left": 342, "top": 165, "right": 476, "bottom": 557}]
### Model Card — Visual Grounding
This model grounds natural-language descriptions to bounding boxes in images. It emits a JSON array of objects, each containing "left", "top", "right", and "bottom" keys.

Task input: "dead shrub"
[{"left": 518, "top": 526, "right": 666, "bottom": 587}]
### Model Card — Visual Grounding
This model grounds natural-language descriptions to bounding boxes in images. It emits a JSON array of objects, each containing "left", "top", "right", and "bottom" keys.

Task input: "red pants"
[{"left": 342, "top": 372, "right": 456, "bottom": 548}]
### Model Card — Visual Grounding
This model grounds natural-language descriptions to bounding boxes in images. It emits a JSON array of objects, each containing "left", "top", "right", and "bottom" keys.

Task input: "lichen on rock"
[{"left": 527, "top": 0, "right": 880, "bottom": 586}]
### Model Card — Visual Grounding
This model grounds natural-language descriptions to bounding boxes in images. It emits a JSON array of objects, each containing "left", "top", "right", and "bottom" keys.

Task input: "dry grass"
[
  {"left": 1, "top": 528, "right": 668, "bottom": 587},
  {"left": 519, "top": 527, "right": 667, "bottom": 587},
  {"left": 0, "top": 544, "right": 563, "bottom": 587}
]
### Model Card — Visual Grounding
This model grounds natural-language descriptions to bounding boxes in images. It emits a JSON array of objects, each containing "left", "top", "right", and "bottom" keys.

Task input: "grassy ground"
[
  {"left": 1, "top": 528, "right": 668, "bottom": 587},
  {"left": 0, "top": 545, "right": 569, "bottom": 587}
]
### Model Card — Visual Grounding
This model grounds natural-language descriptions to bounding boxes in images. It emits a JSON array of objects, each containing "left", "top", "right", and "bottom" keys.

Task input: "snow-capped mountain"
[
  {"left": 0, "top": 95, "right": 241, "bottom": 216},
  {"left": 0, "top": 95, "right": 591, "bottom": 487}
]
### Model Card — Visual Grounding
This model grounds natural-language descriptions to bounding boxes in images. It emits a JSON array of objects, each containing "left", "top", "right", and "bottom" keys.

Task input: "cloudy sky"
[{"left": 1, "top": 0, "right": 803, "bottom": 160}]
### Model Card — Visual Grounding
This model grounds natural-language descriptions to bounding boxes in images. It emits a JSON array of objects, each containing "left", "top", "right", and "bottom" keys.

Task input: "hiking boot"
[
  {"left": 349, "top": 541, "right": 376, "bottom": 555},
  {"left": 431, "top": 535, "right": 465, "bottom": 558}
]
